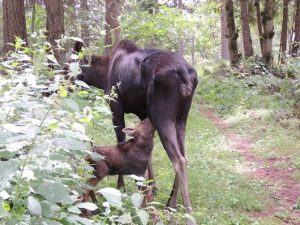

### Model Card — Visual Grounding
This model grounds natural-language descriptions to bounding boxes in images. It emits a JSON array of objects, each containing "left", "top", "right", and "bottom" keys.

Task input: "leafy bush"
[{"left": 0, "top": 39, "right": 161, "bottom": 225}]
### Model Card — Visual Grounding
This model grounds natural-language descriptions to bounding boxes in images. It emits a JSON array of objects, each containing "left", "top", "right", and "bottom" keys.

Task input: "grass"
[
  {"left": 86, "top": 93, "right": 266, "bottom": 224},
  {"left": 197, "top": 71, "right": 300, "bottom": 224},
  {"left": 84, "top": 71, "right": 300, "bottom": 224}
]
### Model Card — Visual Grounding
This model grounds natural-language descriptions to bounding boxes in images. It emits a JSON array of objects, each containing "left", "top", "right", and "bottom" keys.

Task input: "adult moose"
[{"left": 71, "top": 40, "right": 198, "bottom": 224}]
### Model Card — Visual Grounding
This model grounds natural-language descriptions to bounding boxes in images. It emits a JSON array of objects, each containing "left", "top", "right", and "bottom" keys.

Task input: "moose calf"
[{"left": 82, "top": 118, "right": 155, "bottom": 203}]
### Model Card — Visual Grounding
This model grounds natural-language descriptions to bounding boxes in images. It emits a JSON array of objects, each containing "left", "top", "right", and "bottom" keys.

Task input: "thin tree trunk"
[
  {"left": 292, "top": 0, "right": 300, "bottom": 56},
  {"left": 31, "top": 0, "right": 36, "bottom": 34},
  {"left": 279, "top": 0, "right": 290, "bottom": 63},
  {"left": 225, "top": 0, "right": 239, "bottom": 67},
  {"left": 254, "top": 0, "right": 264, "bottom": 56},
  {"left": 261, "top": 0, "right": 275, "bottom": 64},
  {"left": 66, "top": 0, "right": 78, "bottom": 37},
  {"left": 178, "top": 0, "right": 184, "bottom": 55},
  {"left": 104, "top": 0, "right": 121, "bottom": 54},
  {"left": 80, "top": 0, "right": 90, "bottom": 46},
  {"left": 221, "top": 2, "right": 229, "bottom": 60},
  {"left": 240, "top": 0, "right": 253, "bottom": 57},
  {"left": 3, "top": 0, "right": 28, "bottom": 53},
  {"left": 191, "top": 33, "right": 195, "bottom": 66},
  {"left": 44, "top": 0, "right": 65, "bottom": 64}
]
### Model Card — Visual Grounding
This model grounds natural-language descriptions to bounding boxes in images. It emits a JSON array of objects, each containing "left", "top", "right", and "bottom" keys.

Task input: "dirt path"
[{"left": 200, "top": 108, "right": 300, "bottom": 225}]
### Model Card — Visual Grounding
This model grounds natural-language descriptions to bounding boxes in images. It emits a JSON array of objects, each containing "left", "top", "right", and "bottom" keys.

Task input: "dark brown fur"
[{"left": 82, "top": 118, "right": 154, "bottom": 203}]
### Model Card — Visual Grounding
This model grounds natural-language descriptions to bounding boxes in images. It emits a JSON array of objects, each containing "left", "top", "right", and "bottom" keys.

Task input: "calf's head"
[{"left": 122, "top": 118, "right": 155, "bottom": 145}]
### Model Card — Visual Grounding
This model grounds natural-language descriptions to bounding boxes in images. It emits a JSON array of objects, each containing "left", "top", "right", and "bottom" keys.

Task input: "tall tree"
[
  {"left": 177, "top": 0, "right": 184, "bottom": 55},
  {"left": 66, "top": 0, "right": 78, "bottom": 37},
  {"left": 261, "top": 0, "right": 275, "bottom": 64},
  {"left": 3, "top": 0, "right": 28, "bottom": 53},
  {"left": 240, "top": 0, "right": 253, "bottom": 57},
  {"left": 225, "top": 0, "right": 239, "bottom": 67},
  {"left": 221, "top": 2, "right": 230, "bottom": 60},
  {"left": 80, "top": 0, "right": 90, "bottom": 46},
  {"left": 104, "top": 0, "right": 121, "bottom": 54},
  {"left": 292, "top": 0, "right": 300, "bottom": 56},
  {"left": 44, "top": 0, "right": 65, "bottom": 64},
  {"left": 254, "top": 0, "right": 264, "bottom": 55},
  {"left": 279, "top": 0, "right": 290, "bottom": 62}
]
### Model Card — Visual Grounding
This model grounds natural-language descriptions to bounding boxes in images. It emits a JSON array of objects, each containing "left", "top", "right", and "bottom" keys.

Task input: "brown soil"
[{"left": 200, "top": 107, "right": 300, "bottom": 225}]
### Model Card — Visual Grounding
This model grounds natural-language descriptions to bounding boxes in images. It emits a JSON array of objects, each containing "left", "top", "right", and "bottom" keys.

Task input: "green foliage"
[
  {"left": 198, "top": 61, "right": 297, "bottom": 116},
  {"left": 121, "top": 1, "right": 220, "bottom": 61},
  {"left": 0, "top": 37, "right": 159, "bottom": 225}
]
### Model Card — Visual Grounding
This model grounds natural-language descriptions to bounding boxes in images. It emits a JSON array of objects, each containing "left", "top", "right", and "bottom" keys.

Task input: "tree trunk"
[
  {"left": 31, "top": 0, "right": 36, "bottom": 34},
  {"left": 104, "top": 0, "right": 121, "bottom": 54},
  {"left": 44, "top": 0, "right": 65, "bottom": 64},
  {"left": 66, "top": 0, "right": 78, "bottom": 37},
  {"left": 279, "top": 0, "right": 290, "bottom": 63},
  {"left": 221, "top": 3, "right": 230, "bottom": 60},
  {"left": 261, "top": 0, "right": 275, "bottom": 64},
  {"left": 254, "top": 0, "right": 264, "bottom": 56},
  {"left": 240, "top": 0, "right": 253, "bottom": 57},
  {"left": 177, "top": 0, "right": 184, "bottom": 55},
  {"left": 225, "top": 0, "right": 239, "bottom": 67},
  {"left": 3, "top": 0, "right": 28, "bottom": 53},
  {"left": 80, "top": 0, "right": 90, "bottom": 46},
  {"left": 292, "top": 0, "right": 300, "bottom": 56}
]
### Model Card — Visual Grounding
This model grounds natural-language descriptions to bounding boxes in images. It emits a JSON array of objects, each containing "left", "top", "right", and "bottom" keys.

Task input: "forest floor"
[{"left": 200, "top": 106, "right": 300, "bottom": 225}]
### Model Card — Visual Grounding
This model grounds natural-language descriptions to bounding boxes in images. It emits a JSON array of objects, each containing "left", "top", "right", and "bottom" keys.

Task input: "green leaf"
[
  {"left": 131, "top": 193, "right": 143, "bottom": 208},
  {"left": 6, "top": 141, "right": 29, "bottom": 152},
  {"left": 47, "top": 55, "right": 59, "bottom": 65},
  {"left": 184, "top": 213, "right": 197, "bottom": 224},
  {"left": 59, "top": 86, "right": 68, "bottom": 97},
  {"left": 97, "top": 187, "right": 123, "bottom": 207},
  {"left": 89, "top": 152, "right": 105, "bottom": 162},
  {"left": 37, "top": 181, "right": 73, "bottom": 204},
  {"left": 69, "top": 62, "right": 81, "bottom": 77},
  {"left": 116, "top": 214, "right": 133, "bottom": 224},
  {"left": 74, "top": 80, "right": 90, "bottom": 89},
  {"left": 0, "top": 160, "right": 18, "bottom": 181},
  {"left": 68, "top": 37, "right": 84, "bottom": 43},
  {"left": 40, "top": 200, "right": 61, "bottom": 218},
  {"left": 0, "top": 200, "right": 9, "bottom": 219},
  {"left": 27, "top": 196, "right": 42, "bottom": 215},
  {"left": 67, "top": 206, "right": 81, "bottom": 214},
  {"left": 76, "top": 202, "right": 98, "bottom": 211},
  {"left": 51, "top": 138, "right": 89, "bottom": 151},
  {"left": 66, "top": 215, "right": 92, "bottom": 225},
  {"left": 137, "top": 209, "right": 149, "bottom": 225},
  {"left": 63, "top": 98, "right": 80, "bottom": 112}
]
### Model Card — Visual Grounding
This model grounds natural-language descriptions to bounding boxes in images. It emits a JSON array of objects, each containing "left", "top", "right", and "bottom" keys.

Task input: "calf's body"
[{"left": 82, "top": 119, "right": 154, "bottom": 203}]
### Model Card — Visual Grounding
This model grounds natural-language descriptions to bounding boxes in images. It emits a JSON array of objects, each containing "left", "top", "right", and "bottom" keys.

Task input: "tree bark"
[
  {"left": 104, "top": 0, "right": 121, "bottom": 54},
  {"left": 3, "top": 0, "right": 28, "bottom": 53},
  {"left": 31, "top": 0, "right": 36, "bottom": 34},
  {"left": 80, "top": 0, "right": 90, "bottom": 46},
  {"left": 177, "top": 0, "right": 184, "bottom": 55},
  {"left": 261, "top": 0, "right": 275, "bottom": 64},
  {"left": 292, "top": 0, "right": 300, "bottom": 56},
  {"left": 240, "top": 0, "right": 253, "bottom": 57},
  {"left": 44, "top": 0, "right": 65, "bottom": 64},
  {"left": 254, "top": 0, "right": 264, "bottom": 56},
  {"left": 225, "top": 0, "right": 239, "bottom": 67},
  {"left": 279, "top": 0, "right": 290, "bottom": 62},
  {"left": 66, "top": 0, "right": 78, "bottom": 37},
  {"left": 221, "top": 3, "right": 230, "bottom": 60}
]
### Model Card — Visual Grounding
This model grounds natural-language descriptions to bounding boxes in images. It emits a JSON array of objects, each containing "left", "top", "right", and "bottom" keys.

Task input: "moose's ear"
[
  {"left": 73, "top": 41, "right": 84, "bottom": 53},
  {"left": 122, "top": 128, "right": 136, "bottom": 137}
]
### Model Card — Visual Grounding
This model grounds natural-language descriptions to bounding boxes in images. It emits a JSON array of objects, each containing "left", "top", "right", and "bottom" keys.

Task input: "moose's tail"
[{"left": 178, "top": 67, "right": 193, "bottom": 97}]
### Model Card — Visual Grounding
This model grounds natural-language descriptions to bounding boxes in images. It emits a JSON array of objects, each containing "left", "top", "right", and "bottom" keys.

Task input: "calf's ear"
[{"left": 122, "top": 128, "right": 136, "bottom": 137}]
